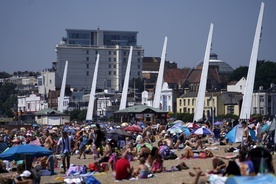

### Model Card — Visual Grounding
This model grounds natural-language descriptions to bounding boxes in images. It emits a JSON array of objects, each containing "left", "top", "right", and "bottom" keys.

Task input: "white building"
[
  {"left": 18, "top": 92, "right": 48, "bottom": 112},
  {"left": 141, "top": 82, "right": 173, "bottom": 112},
  {"left": 37, "top": 69, "right": 56, "bottom": 98},
  {"left": 227, "top": 77, "right": 246, "bottom": 94},
  {"left": 54, "top": 29, "right": 144, "bottom": 92}
]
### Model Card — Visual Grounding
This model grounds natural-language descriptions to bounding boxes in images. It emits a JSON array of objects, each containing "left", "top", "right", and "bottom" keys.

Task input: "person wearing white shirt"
[
  {"left": 256, "top": 121, "right": 263, "bottom": 145},
  {"left": 57, "top": 131, "right": 72, "bottom": 173}
]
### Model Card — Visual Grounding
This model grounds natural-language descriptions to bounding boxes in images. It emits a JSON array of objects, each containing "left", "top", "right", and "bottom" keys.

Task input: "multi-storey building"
[
  {"left": 37, "top": 69, "right": 56, "bottom": 98},
  {"left": 54, "top": 29, "right": 144, "bottom": 92}
]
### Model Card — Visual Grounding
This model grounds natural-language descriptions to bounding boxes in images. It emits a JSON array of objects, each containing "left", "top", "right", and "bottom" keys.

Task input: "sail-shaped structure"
[
  {"left": 153, "top": 37, "right": 168, "bottom": 109},
  {"left": 86, "top": 54, "right": 100, "bottom": 121},
  {"left": 119, "top": 46, "right": 133, "bottom": 110},
  {"left": 58, "top": 60, "right": 68, "bottom": 112},
  {"left": 240, "top": 2, "right": 264, "bottom": 120},
  {"left": 193, "top": 23, "right": 214, "bottom": 122}
]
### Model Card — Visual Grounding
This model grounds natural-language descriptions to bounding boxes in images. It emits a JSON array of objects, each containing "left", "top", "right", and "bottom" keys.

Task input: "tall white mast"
[
  {"left": 86, "top": 54, "right": 100, "bottom": 121},
  {"left": 240, "top": 2, "right": 264, "bottom": 120},
  {"left": 193, "top": 23, "right": 214, "bottom": 122},
  {"left": 120, "top": 46, "right": 133, "bottom": 110},
  {"left": 153, "top": 36, "right": 168, "bottom": 108},
  {"left": 58, "top": 60, "right": 68, "bottom": 112}
]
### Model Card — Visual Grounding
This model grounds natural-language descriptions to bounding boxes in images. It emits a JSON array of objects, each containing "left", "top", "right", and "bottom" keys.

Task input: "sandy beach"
[{"left": 39, "top": 144, "right": 276, "bottom": 184}]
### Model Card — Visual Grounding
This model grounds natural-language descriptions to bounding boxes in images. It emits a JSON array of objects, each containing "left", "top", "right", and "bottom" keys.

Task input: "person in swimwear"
[{"left": 132, "top": 156, "right": 150, "bottom": 178}]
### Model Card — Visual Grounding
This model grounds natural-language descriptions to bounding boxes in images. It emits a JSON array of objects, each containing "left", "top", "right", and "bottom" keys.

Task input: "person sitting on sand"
[
  {"left": 151, "top": 154, "right": 163, "bottom": 173},
  {"left": 115, "top": 151, "right": 133, "bottom": 180},
  {"left": 13, "top": 170, "right": 33, "bottom": 184},
  {"left": 132, "top": 156, "right": 150, "bottom": 179},
  {"left": 208, "top": 157, "right": 227, "bottom": 174},
  {"left": 183, "top": 135, "right": 203, "bottom": 150}
]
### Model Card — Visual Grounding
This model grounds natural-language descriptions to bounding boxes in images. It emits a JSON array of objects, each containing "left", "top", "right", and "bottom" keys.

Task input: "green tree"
[
  {"left": 129, "top": 78, "right": 144, "bottom": 92},
  {"left": 78, "top": 109, "right": 87, "bottom": 121},
  {"left": 70, "top": 109, "right": 81, "bottom": 121},
  {"left": 0, "top": 82, "right": 17, "bottom": 117},
  {"left": 229, "top": 66, "right": 248, "bottom": 82},
  {"left": 229, "top": 60, "right": 276, "bottom": 90}
]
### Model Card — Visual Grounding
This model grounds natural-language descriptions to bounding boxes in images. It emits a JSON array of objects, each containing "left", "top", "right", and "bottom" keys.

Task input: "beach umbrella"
[
  {"left": 192, "top": 127, "right": 213, "bottom": 135},
  {"left": 185, "top": 122, "right": 199, "bottom": 129},
  {"left": 124, "top": 125, "right": 142, "bottom": 132},
  {"left": 180, "top": 126, "right": 191, "bottom": 136},
  {"left": 0, "top": 144, "right": 52, "bottom": 161},
  {"left": 167, "top": 127, "right": 182, "bottom": 134},
  {"left": 106, "top": 129, "right": 130, "bottom": 141},
  {"left": 121, "top": 122, "right": 129, "bottom": 127},
  {"left": 214, "top": 121, "right": 223, "bottom": 126}
]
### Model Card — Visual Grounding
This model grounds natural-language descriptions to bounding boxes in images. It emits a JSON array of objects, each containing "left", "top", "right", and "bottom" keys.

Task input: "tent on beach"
[
  {"left": 225, "top": 174, "right": 276, "bottom": 184},
  {"left": 225, "top": 123, "right": 257, "bottom": 143}
]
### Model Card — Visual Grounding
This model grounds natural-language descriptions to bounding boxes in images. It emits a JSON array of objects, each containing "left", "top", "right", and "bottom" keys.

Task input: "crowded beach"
[{"left": 0, "top": 118, "right": 275, "bottom": 184}]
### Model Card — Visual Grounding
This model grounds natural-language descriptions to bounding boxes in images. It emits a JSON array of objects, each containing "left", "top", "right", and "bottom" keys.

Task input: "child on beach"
[
  {"left": 151, "top": 154, "right": 163, "bottom": 173},
  {"left": 132, "top": 156, "right": 150, "bottom": 178}
]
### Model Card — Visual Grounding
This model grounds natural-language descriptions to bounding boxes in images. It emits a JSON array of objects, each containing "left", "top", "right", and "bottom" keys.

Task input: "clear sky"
[{"left": 1, "top": 0, "right": 275, "bottom": 73}]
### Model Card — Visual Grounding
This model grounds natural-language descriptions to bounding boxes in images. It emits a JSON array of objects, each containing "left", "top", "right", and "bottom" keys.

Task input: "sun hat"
[{"left": 20, "top": 170, "right": 31, "bottom": 177}]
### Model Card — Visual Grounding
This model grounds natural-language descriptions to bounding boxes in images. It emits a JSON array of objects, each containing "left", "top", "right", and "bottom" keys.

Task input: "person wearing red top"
[{"left": 115, "top": 151, "right": 133, "bottom": 180}]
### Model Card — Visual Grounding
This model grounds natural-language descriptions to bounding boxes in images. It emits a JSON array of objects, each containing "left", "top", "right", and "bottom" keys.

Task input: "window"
[
  {"left": 138, "top": 51, "right": 140, "bottom": 56},
  {"left": 192, "top": 108, "right": 194, "bottom": 113},
  {"left": 114, "top": 65, "right": 116, "bottom": 68},
  {"left": 138, "top": 58, "right": 140, "bottom": 62},
  {"left": 240, "top": 85, "right": 242, "bottom": 90},
  {"left": 113, "top": 51, "right": 116, "bottom": 55},
  {"left": 124, "top": 51, "right": 126, "bottom": 55},
  {"left": 138, "top": 65, "right": 140, "bottom": 69},
  {"left": 86, "top": 50, "right": 89, "bottom": 54},
  {"left": 260, "top": 107, "right": 264, "bottom": 115},
  {"left": 109, "top": 64, "right": 111, "bottom": 68},
  {"left": 188, "top": 108, "right": 190, "bottom": 113},
  {"left": 179, "top": 99, "right": 182, "bottom": 106},
  {"left": 184, "top": 99, "right": 186, "bottom": 106},
  {"left": 95, "top": 50, "right": 98, "bottom": 55},
  {"left": 109, "top": 51, "right": 111, "bottom": 55},
  {"left": 180, "top": 109, "right": 182, "bottom": 113},
  {"left": 109, "top": 71, "right": 111, "bottom": 75},
  {"left": 113, "top": 71, "right": 116, "bottom": 75},
  {"left": 86, "top": 57, "right": 89, "bottom": 61},
  {"left": 87, "top": 64, "right": 89, "bottom": 68},
  {"left": 123, "top": 58, "right": 126, "bottom": 62},
  {"left": 137, "top": 71, "right": 140, "bottom": 75},
  {"left": 184, "top": 108, "right": 186, "bottom": 113},
  {"left": 49, "top": 79, "right": 52, "bottom": 84},
  {"left": 109, "top": 58, "right": 111, "bottom": 62},
  {"left": 188, "top": 99, "right": 190, "bottom": 106},
  {"left": 192, "top": 98, "right": 195, "bottom": 106},
  {"left": 260, "top": 95, "right": 264, "bottom": 103},
  {"left": 113, "top": 58, "right": 116, "bottom": 61},
  {"left": 86, "top": 71, "right": 89, "bottom": 76}
]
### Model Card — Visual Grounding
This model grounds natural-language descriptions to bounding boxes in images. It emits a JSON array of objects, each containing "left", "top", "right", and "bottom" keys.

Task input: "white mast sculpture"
[
  {"left": 240, "top": 2, "right": 264, "bottom": 120},
  {"left": 119, "top": 46, "right": 133, "bottom": 110},
  {"left": 58, "top": 60, "right": 68, "bottom": 112},
  {"left": 193, "top": 23, "right": 214, "bottom": 122},
  {"left": 86, "top": 54, "right": 100, "bottom": 121},
  {"left": 153, "top": 36, "right": 168, "bottom": 109}
]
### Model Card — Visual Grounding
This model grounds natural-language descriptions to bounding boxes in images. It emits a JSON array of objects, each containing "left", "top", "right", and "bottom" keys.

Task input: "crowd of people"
[{"left": 0, "top": 117, "right": 274, "bottom": 183}]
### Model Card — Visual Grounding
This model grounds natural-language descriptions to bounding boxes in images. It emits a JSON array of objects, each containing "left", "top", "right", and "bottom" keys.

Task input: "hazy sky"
[{"left": 1, "top": 0, "right": 275, "bottom": 73}]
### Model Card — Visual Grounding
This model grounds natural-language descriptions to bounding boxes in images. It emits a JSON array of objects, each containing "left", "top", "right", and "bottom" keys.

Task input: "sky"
[{"left": 1, "top": 0, "right": 276, "bottom": 74}]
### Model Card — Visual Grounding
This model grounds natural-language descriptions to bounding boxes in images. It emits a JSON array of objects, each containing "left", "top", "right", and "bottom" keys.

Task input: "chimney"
[{"left": 259, "top": 86, "right": 263, "bottom": 91}]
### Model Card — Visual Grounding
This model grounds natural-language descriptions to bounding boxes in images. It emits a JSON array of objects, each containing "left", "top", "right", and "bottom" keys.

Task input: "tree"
[
  {"left": 78, "top": 109, "right": 87, "bottom": 121},
  {"left": 229, "top": 60, "right": 276, "bottom": 90},
  {"left": 70, "top": 109, "right": 81, "bottom": 121},
  {"left": 229, "top": 66, "right": 248, "bottom": 82},
  {"left": 129, "top": 78, "right": 144, "bottom": 92},
  {"left": 0, "top": 82, "right": 17, "bottom": 117}
]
